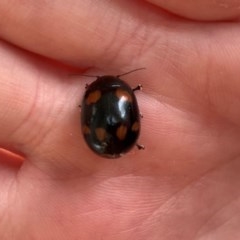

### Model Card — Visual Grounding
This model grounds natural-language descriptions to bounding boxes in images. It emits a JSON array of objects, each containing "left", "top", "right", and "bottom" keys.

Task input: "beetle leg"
[
  {"left": 132, "top": 84, "right": 142, "bottom": 92},
  {"left": 136, "top": 143, "right": 145, "bottom": 150}
]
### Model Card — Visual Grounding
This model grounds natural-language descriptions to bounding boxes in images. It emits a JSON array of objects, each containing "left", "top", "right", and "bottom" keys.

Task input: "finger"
[
  {"left": 0, "top": 41, "right": 89, "bottom": 172},
  {"left": 146, "top": 0, "right": 240, "bottom": 21},
  {"left": 0, "top": 41, "right": 152, "bottom": 177},
  {"left": 0, "top": 0, "right": 149, "bottom": 66},
  {"left": 1, "top": 20, "right": 240, "bottom": 179},
  {"left": 0, "top": 148, "right": 23, "bottom": 184}
]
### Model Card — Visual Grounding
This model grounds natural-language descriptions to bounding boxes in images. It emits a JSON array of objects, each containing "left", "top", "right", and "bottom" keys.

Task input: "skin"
[{"left": 0, "top": 0, "right": 240, "bottom": 239}]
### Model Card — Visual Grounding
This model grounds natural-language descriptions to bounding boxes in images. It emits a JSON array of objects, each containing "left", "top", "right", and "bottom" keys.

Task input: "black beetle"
[{"left": 81, "top": 69, "right": 144, "bottom": 158}]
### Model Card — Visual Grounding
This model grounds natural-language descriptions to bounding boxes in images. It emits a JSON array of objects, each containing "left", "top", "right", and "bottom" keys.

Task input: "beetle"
[{"left": 81, "top": 68, "right": 144, "bottom": 158}]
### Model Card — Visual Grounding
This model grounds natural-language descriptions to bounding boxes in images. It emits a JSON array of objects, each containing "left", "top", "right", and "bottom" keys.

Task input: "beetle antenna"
[
  {"left": 70, "top": 68, "right": 145, "bottom": 78},
  {"left": 117, "top": 68, "right": 146, "bottom": 78}
]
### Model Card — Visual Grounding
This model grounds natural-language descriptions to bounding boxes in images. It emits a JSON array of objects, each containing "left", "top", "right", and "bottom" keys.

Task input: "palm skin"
[{"left": 0, "top": 0, "right": 240, "bottom": 239}]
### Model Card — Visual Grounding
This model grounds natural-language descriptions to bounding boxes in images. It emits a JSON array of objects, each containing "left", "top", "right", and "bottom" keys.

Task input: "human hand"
[{"left": 0, "top": 0, "right": 240, "bottom": 239}]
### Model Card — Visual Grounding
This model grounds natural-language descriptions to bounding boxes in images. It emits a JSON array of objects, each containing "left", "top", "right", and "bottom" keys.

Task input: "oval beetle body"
[{"left": 81, "top": 75, "right": 142, "bottom": 158}]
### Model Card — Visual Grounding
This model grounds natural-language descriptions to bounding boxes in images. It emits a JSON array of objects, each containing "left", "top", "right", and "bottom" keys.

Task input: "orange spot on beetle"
[
  {"left": 86, "top": 90, "right": 101, "bottom": 105},
  {"left": 131, "top": 122, "right": 139, "bottom": 132},
  {"left": 95, "top": 128, "right": 106, "bottom": 141},
  {"left": 83, "top": 125, "right": 91, "bottom": 134},
  {"left": 116, "top": 125, "right": 127, "bottom": 141},
  {"left": 116, "top": 89, "right": 132, "bottom": 102}
]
